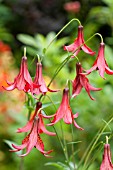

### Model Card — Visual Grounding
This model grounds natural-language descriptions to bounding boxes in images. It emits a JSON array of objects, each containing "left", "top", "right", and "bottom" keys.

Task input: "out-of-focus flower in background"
[
  {"left": 0, "top": 41, "right": 11, "bottom": 53},
  {"left": 64, "top": 1, "right": 81, "bottom": 13}
]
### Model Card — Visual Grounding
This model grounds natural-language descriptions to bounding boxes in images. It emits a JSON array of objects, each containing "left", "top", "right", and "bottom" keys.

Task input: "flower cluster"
[{"left": 3, "top": 19, "right": 113, "bottom": 169}]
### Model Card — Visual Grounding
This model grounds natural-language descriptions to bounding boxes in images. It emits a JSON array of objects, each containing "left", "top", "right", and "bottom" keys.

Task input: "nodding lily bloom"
[
  {"left": 85, "top": 43, "right": 113, "bottom": 79},
  {"left": 17, "top": 102, "right": 56, "bottom": 136},
  {"left": 11, "top": 118, "right": 53, "bottom": 157},
  {"left": 3, "top": 56, "right": 33, "bottom": 92},
  {"left": 33, "top": 62, "right": 58, "bottom": 95},
  {"left": 64, "top": 25, "right": 95, "bottom": 57},
  {"left": 100, "top": 144, "right": 113, "bottom": 170},
  {"left": 11, "top": 102, "right": 55, "bottom": 157},
  {"left": 47, "top": 88, "right": 83, "bottom": 130},
  {"left": 72, "top": 63, "right": 102, "bottom": 100}
]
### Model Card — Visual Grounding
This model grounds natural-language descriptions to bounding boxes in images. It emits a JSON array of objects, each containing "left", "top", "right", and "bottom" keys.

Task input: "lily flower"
[
  {"left": 17, "top": 102, "right": 56, "bottom": 136},
  {"left": 85, "top": 43, "right": 113, "bottom": 79},
  {"left": 3, "top": 56, "right": 33, "bottom": 92},
  {"left": 11, "top": 117, "right": 53, "bottom": 157},
  {"left": 47, "top": 88, "right": 83, "bottom": 130},
  {"left": 72, "top": 63, "right": 102, "bottom": 100},
  {"left": 64, "top": 25, "right": 95, "bottom": 57},
  {"left": 100, "top": 143, "right": 113, "bottom": 170},
  {"left": 11, "top": 102, "right": 55, "bottom": 157},
  {"left": 33, "top": 62, "right": 58, "bottom": 95}
]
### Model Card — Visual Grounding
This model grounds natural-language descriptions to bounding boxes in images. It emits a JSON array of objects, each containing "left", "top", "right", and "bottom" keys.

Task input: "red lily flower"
[
  {"left": 11, "top": 118, "right": 53, "bottom": 157},
  {"left": 100, "top": 144, "right": 113, "bottom": 170},
  {"left": 33, "top": 62, "right": 58, "bottom": 95},
  {"left": 72, "top": 63, "right": 102, "bottom": 100},
  {"left": 47, "top": 88, "right": 83, "bottom": 130},
  {"left": 17, "top": 102, "right": 56, "bottom": 136},
  {"left": 11, "top": 102, "right": 55, "bottom": 157},
  {"left": 3, "top": 56, "right": 33, "bottom": 92},
  {"left": 64, "top": 25, "right": 95, "bottom": 57},
  {"left": 85, "top": 43, "right": 113, "bottom": 79}
]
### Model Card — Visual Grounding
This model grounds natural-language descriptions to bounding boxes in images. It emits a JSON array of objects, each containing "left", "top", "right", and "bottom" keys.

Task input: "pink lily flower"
[
  {"left": 33, "top": 62, "right": 58, "bottom": 95},
  {"left": 72, "top": 63, "right": 102, "bottom": 100},
  {"left": 3, "top": 56, "right": 33, "bottom": 92},
  {"left": 100, "top": 144, "right": 113, "bottom": 170},
  {"left": 47, "top": 88, "right": 83, "bottom": 130},
  {"left": 85, "top": 43, "right": 113, "bottom": 79},
  {"left": 11, "top": 118, "right": 53, "bottom": 157},
  {"left": 11, "top": 102, "right": 55, "bottom": 157},
  {"left": 64, "top": 25, "right": 95, "bottom": 57},
  {"left": 17, "top": 102, "right": 56, "bottom": 136}
]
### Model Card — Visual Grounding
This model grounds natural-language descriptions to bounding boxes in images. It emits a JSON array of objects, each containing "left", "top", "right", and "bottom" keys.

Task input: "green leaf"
[
  {"left": 17, "top": 34, "right": 38, "bottom": 47},
  {"left": 102, "top": 0, "right": 113, "bottom": 7},
  {"left": 45, "top": 162, "right": 64, "bottom": 169},
  {"left": 42, "top": 101, "right": 60, "bottom": 109},
  {"left": 67, "top": 141, "right": 82, "bottom": 145},
  {"left": 45, "top": 162, "right": 70, "bottom": 170}
]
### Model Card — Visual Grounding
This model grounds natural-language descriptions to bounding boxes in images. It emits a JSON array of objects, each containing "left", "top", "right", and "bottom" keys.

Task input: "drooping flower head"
[
  {"left": 33, "top": 62, "right": 58, "bottom": 95},
  {"left": 47, "top": 88, "right": 83, "bottom": 130},
  {"left": 17, "top": 102, "right": 56, "bottom": 136},
  {"left": 100, "top": 143, "right": 113, "bottom": 170},
  {"left": 85, "top": 42, "right": 113, "bottom": 79},
  {"left": 3, "top": 56, "right": 33, "bottom": 92},
  {"left": 11, "top": 102, "right": 55, "bottom": 157},
  {"left": 72, "top": 63, "right": 102, "bottom": 100},
  {"left": 64, "top": 25, "right": 95, "bottom": 57}
]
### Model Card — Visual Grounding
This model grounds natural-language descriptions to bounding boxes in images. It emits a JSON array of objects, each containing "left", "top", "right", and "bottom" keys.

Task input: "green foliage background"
[{"left": 0, "top": 0, "right": 113, "bottom": 170}]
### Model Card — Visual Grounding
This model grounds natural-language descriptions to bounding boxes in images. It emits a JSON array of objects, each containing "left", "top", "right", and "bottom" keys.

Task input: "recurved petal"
[
  {"left": 85, "top": 63, "right": 97, "bottom": 75},
  {"left": 82, "top": 44, "right": 96, "bottom": 55},
  {"left": 39, "top": 127, "right": 56, "bottom": 136},
  {"left": 17, "top": 120, "right": 33, "bottom": 133},
  {"left": 63, "top": 42, "right": 76, "bottom": 52},
  {"left": 73, "top": 113, "right": 79, "bottom": 118},
  {"left": 2, "top": 83, "right": 16, "bottom": 91},
  {"left": 73, "top": 120, "right": 84, "bottom": 130},
  {"left": 35, "top": 135, "right": 53, "bottom": 157},
  {"left": 88, "top": 84, "right": 102, "bottom": 91},
  {"left": 12, "top": 142, "right": 27, "bottom": 151},
  {"left": 105, "top": 65, "right": 113, "bottom": 75},
  {"left": 47, "top": 87, "right": 60, "bottom": 93}
]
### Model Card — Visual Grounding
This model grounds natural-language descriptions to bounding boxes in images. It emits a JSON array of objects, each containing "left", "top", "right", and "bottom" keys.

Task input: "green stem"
[
  {"left": 106, "top": 136, "right": 109, "bottom": 144},
  {"left": 19, "top": 158, "right": 24, "bottom": 170},
  {"left": 45, "top": 94, "right": 57, "bottom": 110},
  {"left": 45, "top": 95, "right": 69, "bottom": 163},
  {"left": 47, "top": 55, "right": 71, "bottom": 88},
  {"left": 43, "top": 109, "right": 69, "bottom": 163},
  {"left": 71, "top": 124, "right": 76, "bottom": 170},
  {"left": 24, "top": 47, "right": 26, "bottom": 56},
  {"left": 60, "top": 121, "right": 69, "bottom": 162},
  {"left": 45, "top": 18, "right": 81, "bottom": 53},
  {"left": 95, "top": 33, "right": 103, "bottom": 43}
]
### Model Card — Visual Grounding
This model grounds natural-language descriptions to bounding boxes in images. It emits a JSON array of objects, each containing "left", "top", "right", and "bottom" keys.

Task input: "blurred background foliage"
[{"left": 0, "top": 0, "right": 113, "bottom": 170}]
